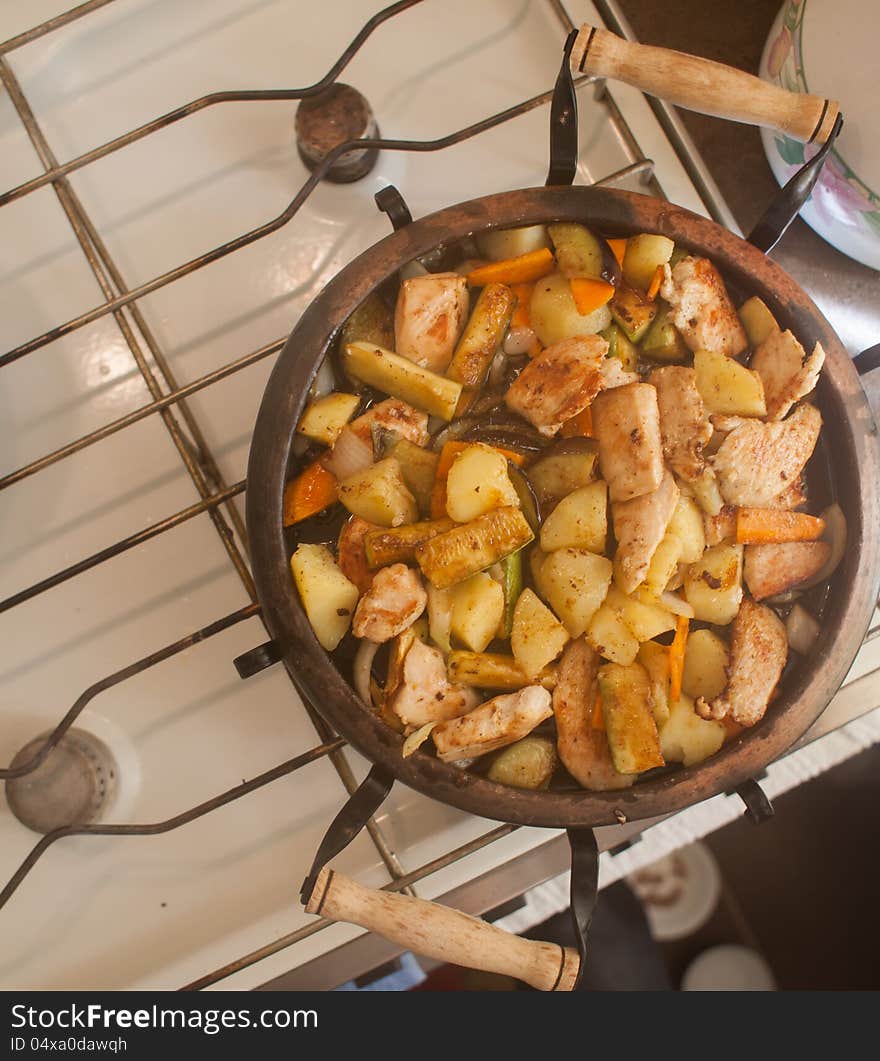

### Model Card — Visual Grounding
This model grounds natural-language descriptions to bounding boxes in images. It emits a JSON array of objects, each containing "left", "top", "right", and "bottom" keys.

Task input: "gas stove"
[{"left": 1, "top": 0, "right": 878, "bottom": 991}]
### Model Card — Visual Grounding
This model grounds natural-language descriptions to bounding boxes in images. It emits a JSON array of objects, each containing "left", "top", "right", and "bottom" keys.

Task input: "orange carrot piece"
[
  {"left": 607, "top": 238, "right": 627, "bottom": 267},
  {"left": 668, "top": 616, "right": 690, "bottom": 705},
  {"left": 429, "top": 440, "right": 525, "bottom": 519},
  {"left": 646, "top": 264, "right": 664, "bottom": 301},
  {"left": 510, "top": 283, "right": 534, "bottom": 328},
  {"left": 467, "top": 247, "right": 555, "bottom": 287},
  {"left": 560, "top": 405, "right": 594, "bottom": 439},
  {"left": 736, "top": 508, "right": 826, "bottom": 544},
  {"left": 591, "top": 690, "right": 605, "bottom": 731},
  {"left": 569, "top": 277, "right": 614, "bottom": 316},
  {"left": 282, "top": 459, "right": 338, "bottom": 526}
]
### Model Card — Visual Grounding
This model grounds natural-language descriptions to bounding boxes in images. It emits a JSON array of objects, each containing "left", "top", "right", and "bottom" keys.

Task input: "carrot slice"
[
  {"left": 607, "top": 238, "right": 627, "bottom": 267},
  {"left": 560, "top": 405, "right": 594, "bottom": 439},
  {"left": 570, "top": 277, "right": 614, "bottom": 316},
  {"left": 282, "top": 459, "right": 338, "bottom": 526},
  {"left": 429, "top": 440, "right": 526, "bottom": 519},
  {"left": 646, "top": 264, "right": 664, "bottom": 301},
  {"left": 668, "top": 616, "right": 690, "bottom": 705},
  {"left": 736, "top": 508, "right": 826, "bottom": 544},
  {"left": 591, "top": 690, "right": 605, "bottom": 730},
  {"left": 510, "top": 282, "right": 534, "bottom": 328},
  {"left": 467, "top": 247, "right": 555, "bottom": 287}
]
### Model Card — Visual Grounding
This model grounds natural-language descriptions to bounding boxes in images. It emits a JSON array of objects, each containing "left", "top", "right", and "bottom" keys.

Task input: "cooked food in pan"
[{"left": 284, "top": 222, "right": 844, "bottom": 792}]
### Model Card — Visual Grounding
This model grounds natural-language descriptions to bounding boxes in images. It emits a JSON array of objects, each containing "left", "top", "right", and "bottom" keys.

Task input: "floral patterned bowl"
[{"left": 760, "top": 0, "right": 880, "bottom": 270}]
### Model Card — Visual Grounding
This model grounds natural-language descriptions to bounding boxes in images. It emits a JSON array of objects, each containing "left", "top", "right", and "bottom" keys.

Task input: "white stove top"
[{"left": 1, "top": 0, "right": 876, "bottom": 992}]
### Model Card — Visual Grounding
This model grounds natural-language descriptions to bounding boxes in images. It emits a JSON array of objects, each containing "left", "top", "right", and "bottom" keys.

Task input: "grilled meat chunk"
[
  {"left": 388, "top": 638, "right": 480, "bottom": 728},
  {"left": 651, "top": 365, "right": 712, "bottom": 482},
  {"left": 394, "top": 272, "right": 469, "bottom": 374},
  {"left": 552, "top": 638, "right": 635, "bottom": 791},
  {"left": 697, "top": 598, "right": 787, "bottom": 726},
  {"left": 750, "top": 330, "right": 825, "bottom": 421},
  {"left": 711, "top": 403, "right": 822, "bottom": 508},
  {"left": 743, "top": 540, "right": 832, "bottom": 601},
  {"left": 612, "top": 471, "right": 680, "bottom": 593},
  {"left": 660, "top": 256, "right": 748, "bottom": 358},
  {"left": 592, "top": 382, "right": 664, "bottom": 502},
  {"left": 347, "top": 397, "right": 429, "bottom": 448},
  {"left": 352, "top": 563, "right": 427, "bottom": 642},
  {"left": 504, "top": 335, "right": 607, "bottom": 436},
  {"left": 432, "top": 685, "right": 553, "bottom": 762}
]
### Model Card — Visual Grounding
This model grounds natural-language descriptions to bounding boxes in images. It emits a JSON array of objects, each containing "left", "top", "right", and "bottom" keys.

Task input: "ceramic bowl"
[{"left": 760, "top": 0, "right": 880, "bottom": 270}]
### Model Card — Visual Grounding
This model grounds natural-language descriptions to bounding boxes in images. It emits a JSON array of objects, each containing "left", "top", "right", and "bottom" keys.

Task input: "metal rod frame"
[{"left": 2, "top": 0, "right": 847, "bottom": 993}]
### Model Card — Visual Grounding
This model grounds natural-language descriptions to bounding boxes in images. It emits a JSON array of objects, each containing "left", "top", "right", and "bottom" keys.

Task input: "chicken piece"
[
  {"left": 660, "top": 256, "right": 748, "bottom": 358},
  {"left": 711, "top": 403, "right": 822, "bottom": 508},
  {"left": 552, "top": 638, "right": 635, "bottom": 791},
  {"left": 697, "top": 598, "right": 787, "bottom": 726},
  {"left": 592, "top": 382, "right": 664, "bottom": 502},
  {"left": 651, "top": 366, "right": 712, "bottom": 482},
  {"left": 337, "top": 516, "right": 378, "bottom": 594},
  {"left": 348, "top": 397, "right": 429, "bottom": 448},
  {"left": 394, "top": 272, "right": 469, "bottom": 373},
  {"left": 750, "top": 330, "right": 825, "bottom": 421},
  {"left": 599, "top": 357, "right": 640, "bottom": 390},
  {"left": 432, "top": 685, "right": 553, "bottom": 762},
  {"left": 352, "top": 563, "right": 427, "bottom": 643},
  {"left": 612, "top": 471, "right": 680, "bottom": 593},
  {"left": 504, "top": 335, "right": 607, "bottom": 437},
  {"left": 774, "top": 474, "right": 808, "bottom": 511},
  {"left": 387, "top": 638, "right": 480, "bottom": 728},
  {"left": 744, "top": 541, "right": 832, "bottom": 601}
]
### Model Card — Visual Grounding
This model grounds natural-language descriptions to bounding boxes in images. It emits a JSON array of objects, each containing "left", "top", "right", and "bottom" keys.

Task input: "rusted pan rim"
[{"left": 247, "top": 186, "right": 880, "bottom": 829}]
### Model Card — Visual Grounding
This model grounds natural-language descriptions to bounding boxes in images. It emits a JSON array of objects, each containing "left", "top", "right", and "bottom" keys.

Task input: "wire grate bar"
[
  {"left": 0, "top": 736, "right": 346, "bottom": 913},
  {"left": 0, "top": 480, "right": 246, "bottom": 616},
  {"left": 180, "top": 823, "right": 518, "bottom": 990},
  {"left": 0, "top": 57, "right": 255, "bottom": 596},
  {"left": 1, "top": 602, "right": 261, "bottom": 781},
  {"left": 0, "top": 77, "right": 597, "bottom": 369},
  {"left": 0, "top": 337, "right": 285, "bottom": 492},
  {"left": 0, "top": 0, "right": 116, "bottom": 55}
]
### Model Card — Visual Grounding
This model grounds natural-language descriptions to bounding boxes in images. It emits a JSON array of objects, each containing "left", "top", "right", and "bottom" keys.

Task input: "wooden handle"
[
  {"left": 571, "top": 24, "right": 839, "bottom": 144},
  {"left": 304, "top": 866, "right": 581, "bottom": 991}
]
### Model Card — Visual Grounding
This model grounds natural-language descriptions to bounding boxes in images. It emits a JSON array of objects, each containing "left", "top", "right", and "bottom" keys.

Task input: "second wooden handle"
[
  {"left": 572, "top": 24, "right": 839, "bottom": 144},
  {"left": 305, "top": 866, "right": 581, "bottom": 991}
]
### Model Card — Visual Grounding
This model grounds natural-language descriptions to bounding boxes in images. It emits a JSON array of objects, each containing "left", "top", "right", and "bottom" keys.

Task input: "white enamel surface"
[
  {"left": 760, "top": 0, "right": 880, "bottom": 270},
  {"left": 0, "top": 0, "right": 713, "bottom": 990}
]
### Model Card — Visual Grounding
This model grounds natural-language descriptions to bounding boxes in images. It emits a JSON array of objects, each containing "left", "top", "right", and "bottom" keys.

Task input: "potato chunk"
[
  {"left": 511, "top": 588, "right": 570, "bottom": 679},
  {"left": 450, "top": 572, "right": 505, "bottom": 653},
  {"left": 337, "top": 457, "right": 419, "bottom": 528},
  {"left": 291, "top": 544, "right": 360, "bottom": 651},
  {"left": 681, "top": 628, "right": 729, "bottom": 701},
  {"left": 660, "top": 694, "right": 725, "bottom": 767},
  {"left": 486, "top": 736, "right": 558, "bottom": 790},
  {"left": 539, "top": 548, "right": 613, "bottom": 637},
  {"left": 683, "top": 543, "right": 744, "bottom": 625},
  {"left": 694, "top": 348, "right": 767, "bottom": 417},
  {"left": 539, "top": 479, "right": 608, "bottom": 554},
  {"left": 445, "top": 443, "right": 520, "bottom": 522}
]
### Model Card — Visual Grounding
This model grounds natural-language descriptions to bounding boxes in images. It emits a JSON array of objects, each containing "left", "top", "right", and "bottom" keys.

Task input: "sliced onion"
[
  {"left": 786, "top": 603, "right": 820, "bottom": 655},
  {"left": 353, "top": 639, "right": 380, "bottom": 706},
  {"left": 402, "top": 721, "right": 437, "bottom": 758},
  {"left": 798, "top": 502, "right": 847, "bottom": 589},
  {"left": 488, "top": 346, "right": 508, "bottom": 389},
  {"left": 324, "top": 425, "right": 373, "bottom": 480},
  {"left": 504, "top": 326, "right": 537, "bottom": 357},
  {"left": 307, "top": 357, "right": 336, "bottom": 401},
  {"left": 660, "top": 591, "right": 695, "bottom": 618}
]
